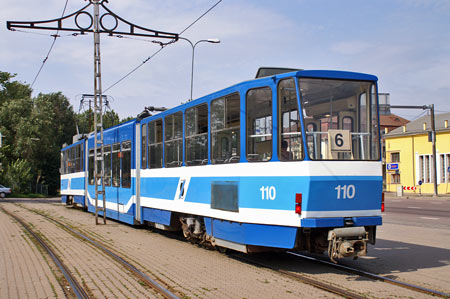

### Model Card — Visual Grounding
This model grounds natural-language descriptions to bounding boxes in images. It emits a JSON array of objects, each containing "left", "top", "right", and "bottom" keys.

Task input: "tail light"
[
  {"left": 381, "top": 192, "right": 385, "bottom": 212},
  {"left": 295, "top": 193, "right": 302, "bottom": 214}
]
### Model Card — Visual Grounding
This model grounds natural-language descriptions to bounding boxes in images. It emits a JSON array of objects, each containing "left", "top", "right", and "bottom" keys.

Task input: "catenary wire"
[
  {"left": 103, "top": 0, "right": 223, "bottom": 93},
  {"left": 30, "top": 0, "right": 70, "bottom": 88}
]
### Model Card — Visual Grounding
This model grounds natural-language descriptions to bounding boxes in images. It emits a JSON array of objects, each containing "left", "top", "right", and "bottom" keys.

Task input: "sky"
[{"left": 1, "top": 0, "right": 450, "bottom": 121}]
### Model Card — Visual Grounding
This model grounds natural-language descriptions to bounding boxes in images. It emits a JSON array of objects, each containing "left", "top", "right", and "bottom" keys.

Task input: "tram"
[{"left": 61, "top": 68, "right": 383, "bottom": 261}]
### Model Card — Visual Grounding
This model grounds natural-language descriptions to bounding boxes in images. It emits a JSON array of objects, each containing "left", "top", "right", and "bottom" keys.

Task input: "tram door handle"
[{"left": 178, "top": 179, "right": 186, "bottom": 199}]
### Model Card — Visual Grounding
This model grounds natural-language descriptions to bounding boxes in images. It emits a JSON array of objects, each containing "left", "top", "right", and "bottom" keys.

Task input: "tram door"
[{"left": 110, "top": 142, "right": 121, "bottom": 220}]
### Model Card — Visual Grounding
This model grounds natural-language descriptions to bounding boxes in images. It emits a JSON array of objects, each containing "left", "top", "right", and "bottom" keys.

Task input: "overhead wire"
[
  {"left": 103, "top": 0, "right": 223, "bottom": 93},
  {"left": 30, "top": 0, "right": 70, "bottom": 88}
]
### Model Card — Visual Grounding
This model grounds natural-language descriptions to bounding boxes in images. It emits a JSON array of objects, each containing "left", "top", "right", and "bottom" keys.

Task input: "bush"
[{"left": 4, "top": 159, "right": 32, "bottom": 193}]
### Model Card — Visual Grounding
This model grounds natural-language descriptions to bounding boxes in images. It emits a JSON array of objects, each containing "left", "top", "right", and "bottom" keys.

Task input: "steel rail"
[
  {"left": 287, "top": 251, "right": 450, "bottom": 298},
  {"left": 24, "top": 207, "right": 180, "bottom": 299},
  {"left": 0, "top": 207, "right": 90, "bottom": 299},
  {"left": 231, "top": 253, "right": 366, "bottom": 299}
]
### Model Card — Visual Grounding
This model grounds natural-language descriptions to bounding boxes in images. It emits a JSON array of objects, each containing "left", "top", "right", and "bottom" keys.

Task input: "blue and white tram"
[
  {"left": 61, "top": 68, "right": 384, "bottom": 261},
  {"left": 60, "top": 139, "right": 86, "bottom": 206}
]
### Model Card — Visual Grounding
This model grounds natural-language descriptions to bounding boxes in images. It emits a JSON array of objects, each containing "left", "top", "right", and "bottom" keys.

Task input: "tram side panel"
[
  {"left": 60, "top": 140, "right": 86, "bottom": 206},
  {"left": 86, "top": 120, "right": 137, "bottom": 224}
]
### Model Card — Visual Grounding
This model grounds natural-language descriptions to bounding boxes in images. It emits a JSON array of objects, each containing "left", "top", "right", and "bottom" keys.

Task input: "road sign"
[
  {"left": 418, "top": 180, "right": 423, "bottom": 185},
  {"left": 448, "top": 166, "right": 450, "bottom": 173},
  {"left": 387, "top": 163, "right": 399, "bottom": 171},
  {"left": 403, "top": 186, "right": 417, "bottom": 191}
]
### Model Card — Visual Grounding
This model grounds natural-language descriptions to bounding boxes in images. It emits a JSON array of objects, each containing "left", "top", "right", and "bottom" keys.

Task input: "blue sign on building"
[{"left": 387, "top": 163, "right": 399, "bottom": 171}]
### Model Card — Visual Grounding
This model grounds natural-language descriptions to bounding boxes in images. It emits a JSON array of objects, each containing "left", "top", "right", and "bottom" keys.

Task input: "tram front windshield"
[{"left": 298, "top": 78, "right": 380, "bottom": 161}]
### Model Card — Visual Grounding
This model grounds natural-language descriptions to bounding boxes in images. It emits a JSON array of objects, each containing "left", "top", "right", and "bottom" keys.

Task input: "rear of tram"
[{"left": 283, "top": 72, "right": 382, "bottom": 261}]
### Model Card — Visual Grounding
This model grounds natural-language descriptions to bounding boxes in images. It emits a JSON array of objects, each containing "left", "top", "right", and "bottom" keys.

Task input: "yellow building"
[{"left": 384, "top": 112, "right": 450, "bottom": 194}]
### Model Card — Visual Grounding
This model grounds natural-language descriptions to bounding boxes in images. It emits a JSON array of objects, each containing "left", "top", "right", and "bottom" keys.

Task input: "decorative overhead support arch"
[{"left": 7, "top": 0, "right": 179, "bottom": 40}]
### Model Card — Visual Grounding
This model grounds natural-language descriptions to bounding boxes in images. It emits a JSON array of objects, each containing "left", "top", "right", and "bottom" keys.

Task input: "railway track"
[
  {"left": 231, "top": 253, "right": 367, "bottom": 299},
  {"left": 287, "top": 251, "right": 450, "bottom": 299},
  {"left": 3, "top": 204, "right": 181, "bottom": 299},
  {"left": 0, "top": 206, "right": 89, "bottom": 299}
]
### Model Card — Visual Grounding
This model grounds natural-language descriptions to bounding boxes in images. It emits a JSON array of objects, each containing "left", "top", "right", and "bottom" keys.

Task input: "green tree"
[
  {"left": 0, "top": 71, "right": 78, "bottom": 195},
  {"left": 76, "top": 109, "right": 120, "bottom": 134},
  {"left": 0, "top": 72, "right": 32, "bottom": 105},
  {"left": 4, "top": 159, "right": 33, "bottom": 193}
]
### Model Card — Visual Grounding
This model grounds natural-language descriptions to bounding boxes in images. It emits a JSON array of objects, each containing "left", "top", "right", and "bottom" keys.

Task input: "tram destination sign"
[{"left": 387, "top": 163, "right": 399, "bottom": 171}]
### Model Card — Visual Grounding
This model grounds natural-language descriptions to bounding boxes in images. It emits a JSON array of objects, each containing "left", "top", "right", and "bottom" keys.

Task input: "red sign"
[{"left": 403, "top": 186, "right": 417, "bottom": 191}]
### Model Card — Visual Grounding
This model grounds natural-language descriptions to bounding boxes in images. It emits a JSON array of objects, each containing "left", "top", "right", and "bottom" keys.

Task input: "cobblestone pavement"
[
  {"left": 0, "top": 199, "right": 339, "bottom": 299},
  {"left": 2, "top": 197, "right": 447, "bottom": 298}
]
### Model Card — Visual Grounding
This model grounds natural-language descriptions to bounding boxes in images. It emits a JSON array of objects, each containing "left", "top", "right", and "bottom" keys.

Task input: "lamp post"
[{"left": 179, "top": 37, "right": 220, "bottom": 101}]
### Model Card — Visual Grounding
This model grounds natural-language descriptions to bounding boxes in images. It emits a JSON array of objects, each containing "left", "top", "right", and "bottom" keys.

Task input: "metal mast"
[{"left": 92, "top": 0, "right": 106, "bottom": 224}]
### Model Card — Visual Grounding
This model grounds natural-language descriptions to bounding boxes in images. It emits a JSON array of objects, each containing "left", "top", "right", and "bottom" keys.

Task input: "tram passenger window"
[
  {"left": 246, "top": 87, "right": 272, "bottom": 162},
  {"left": 112, "top": 143, "right": 120, "bottom": 187},
  {"left": 211, "top": 93, "right": 240, "bottom": 164},
  {"left": 88, "top": 149, "right": 94, "bottom": 185},
  {"left": 142, "top": 123, "right": 147, "bottom": 169},
  {"left": 104, "top": 145, "right": 112, "bottom": 186},
  {"left": 185, "top": 104, "right": 208, "bottom": 166},
  {"left": 149, "top": 119, "right": 163, "bottom": 168},
  {"left": 122, "top": 141, "right": 131, "bottom": 188},
  {"left": 278, "top": 78, "right": 302, "bottom": 161},
  {"left": 74, "top": 146, "right": 79, "bottom": 173},
  {"left": 165, "top": 112, "right": 183, "bottom": 168},
  {"left": 80, "top": 145, "right": 84, "bottom": 172}
]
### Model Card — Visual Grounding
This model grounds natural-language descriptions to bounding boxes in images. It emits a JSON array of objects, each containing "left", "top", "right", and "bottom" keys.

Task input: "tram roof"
[{"left": 138, "top": 69, "right": 378, "bottom": 123}]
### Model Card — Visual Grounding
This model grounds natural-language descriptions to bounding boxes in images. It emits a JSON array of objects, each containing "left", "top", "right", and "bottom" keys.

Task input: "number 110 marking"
[
  {"left": 260, "top": 186, "right": 276, "bottom": 200},
  {"left": 335, "top": 184, "right": 356, "bottom": 199}
]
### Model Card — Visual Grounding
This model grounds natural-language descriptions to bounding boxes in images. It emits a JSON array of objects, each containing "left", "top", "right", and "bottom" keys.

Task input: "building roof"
[
  {"left": 380, "top": 114, "right": 409, "bottom": 129},
  {"left": 385, "top": 112, "right": 450, "bottom": 137}
]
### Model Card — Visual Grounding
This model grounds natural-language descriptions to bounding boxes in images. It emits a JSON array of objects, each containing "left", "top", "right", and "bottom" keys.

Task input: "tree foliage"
[
  {"left": 4, "top": 159, "right": 32, "bottom": 193},
  {"left": 0, "top": 71, "right": 134, "bottom": 196}
]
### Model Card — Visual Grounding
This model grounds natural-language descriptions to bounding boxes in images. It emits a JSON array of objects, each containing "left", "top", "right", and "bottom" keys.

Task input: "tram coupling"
[{"left": 327, "top": 227, "right": 368, "bottom": 263}]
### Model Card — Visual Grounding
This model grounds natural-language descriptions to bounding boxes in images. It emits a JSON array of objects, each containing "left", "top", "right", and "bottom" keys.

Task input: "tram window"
[
  {"left": 80, "top": 145, "right": 84, "bottom": 172},
  {"left": 142, "top": 123, "right": 148, "bottom": 169},
  {"left": 122, "top": 141, "right": 131, "bottom": 188},
  {"left": 88, "top": 149, "right": 94, "bottom": 185},
  {"left": 299, "top": 78, "right": 379, "bottom": 161},
  {"left": 370, "top": 85, "right": 380, "bottom": 160},
  {"left": 149, "top": 119, "right": 163, "bottom": 169},
  {"left": 165, "top": 112, "right": 183, "bottom": 168},
  {"left": 74, "top": 146, "right": 79, "bottom": 173},
  {"left": 278, "top": 78, "right": 302, "bottom": 161},
  {"left": 185, "top": 104, "right": 208, "bottom": 166},
  {"left": 68, "top": 147, "right": 73, "bottom": 173},
  {"left": 104, "top": 145, "right": 112, "bottom": 186},
  {"left": 246, "top": 87, "right": 272, "bottom": 162},
  {"left": 112, "top": 143, "right": 120, "bottom": 187},
  {"left": 211, "top": 93, "right": 240, "bottom": 164}
]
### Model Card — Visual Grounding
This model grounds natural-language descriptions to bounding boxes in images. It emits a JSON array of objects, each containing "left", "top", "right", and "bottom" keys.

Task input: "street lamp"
[{"left": 179, "top": 37, "right": 220, "bottom": 101}]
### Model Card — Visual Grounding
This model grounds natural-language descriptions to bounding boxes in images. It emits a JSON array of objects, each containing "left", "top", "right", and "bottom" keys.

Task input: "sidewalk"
[{"left": 384, "top": 191, "right": 450, "bottom": 201}]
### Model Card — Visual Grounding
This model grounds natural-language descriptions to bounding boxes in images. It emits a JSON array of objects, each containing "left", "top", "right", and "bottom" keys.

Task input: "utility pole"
[
  {"left": 389, "top": 104, "right": 438, "bottom": 196},
  {"left": 7, "top": 0, "right": 179, "bottom": 224}
]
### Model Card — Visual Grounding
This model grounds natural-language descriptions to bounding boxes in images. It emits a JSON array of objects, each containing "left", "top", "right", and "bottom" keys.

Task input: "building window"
[
  {"left": 391, "top": 173, "right": 401, "bottom": 184},
  {"left": 418, "top": 154, "right": 433, "bottom": 183},
  {"left": 441, "top": 153, "right": 450, "bottom": 183},
  {"left": 391, "top": 152, "right": 400, "bottom": 163}
]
